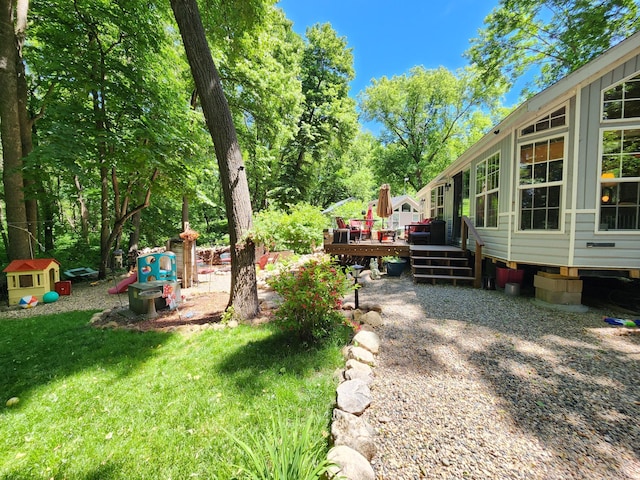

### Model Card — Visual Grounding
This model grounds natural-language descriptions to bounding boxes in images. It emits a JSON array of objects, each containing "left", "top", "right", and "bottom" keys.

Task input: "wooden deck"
[{"left": 323, "top": 238, "right": 410, "bottom": 259}]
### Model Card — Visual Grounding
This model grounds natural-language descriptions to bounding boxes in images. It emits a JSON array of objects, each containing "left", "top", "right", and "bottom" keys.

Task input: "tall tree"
[
  {"left": 28, "top": 0, "right": 202, "bottom": 277},
  {"left": 0, "top": 0, "right": 32, "bottom": 260},
  {"left": 359, "top": 66, "right": 500, "bottom": 191},
  {"left": 467, "top": 0, "right": 640, "bottom": 94},
  {"left": 170, "top": 0, "right": 259, "bottom": 319},
  {"left": 273, "top": 23, "right": 358, "bottom": 208}
]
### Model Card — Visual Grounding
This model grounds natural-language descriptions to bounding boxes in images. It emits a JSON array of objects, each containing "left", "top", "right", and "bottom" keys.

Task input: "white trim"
[
  {"left": 600, "top": 71, "right": 640, "bottom": 122},
  {"left": 569, "top": 88, "right": 581, "bottom": 264},
  {"left": 515, "top": 132, "right": 569, "bottom": 233},
  {"left": 474, "top": 151, "right": 500, "bottom": 228},
  {"left": 518, "top": 104, "right": 568, "bottom": 138},
  {"left": 596, "top": 126, "right": 640, "bottom": 231}
]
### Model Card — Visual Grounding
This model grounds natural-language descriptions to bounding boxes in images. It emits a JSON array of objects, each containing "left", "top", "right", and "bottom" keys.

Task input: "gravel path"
[{"left": 356, "top": 274, "right": 640, "bottom": 480}]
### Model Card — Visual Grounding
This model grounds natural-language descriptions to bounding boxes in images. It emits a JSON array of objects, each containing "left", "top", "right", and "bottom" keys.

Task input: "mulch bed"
[{"left": 93, "top": 291, "right": 274, "bottom": 332}]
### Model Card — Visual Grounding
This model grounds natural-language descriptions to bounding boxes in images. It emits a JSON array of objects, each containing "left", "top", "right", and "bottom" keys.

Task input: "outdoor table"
[
  {"left": 377, "top": 229, "right": 397, "bottom": 243},
  {"left": 138, "top": 289, "right": 163, "bottom": 319}
]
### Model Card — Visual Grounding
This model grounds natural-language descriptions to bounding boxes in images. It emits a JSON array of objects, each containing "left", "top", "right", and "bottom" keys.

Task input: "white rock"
[
  {"left": 353, "top": 330, "right": 380, "bottom": 354},
  {"left": 327, "top": 445, "right": 375, "bottom": 480},
  {"left": 360, "top": 311, "right": 383, "bottom": 327},
  {"left": 336, "top": 379, "right": 372, "bottom": 415},
  {"left": 348, "top": 346, "right": 375, "bottom": 366}
]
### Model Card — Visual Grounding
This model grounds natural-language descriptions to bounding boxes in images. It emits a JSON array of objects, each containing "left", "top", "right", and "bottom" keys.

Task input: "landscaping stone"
[
  {"left": 327, "top": 445, "right": 375, "bottom": 480},
  {"left": 348, "top": 346, "right": 375, "bottom": 366},
  {"left": 353, "top": 330, "right": 380, "bottom": 354},
  {"left": 344, "top": 359, "right": 374, "bottom": 385},
  {"left": 331, "top": 409, "right": 377, "bottom": 461},
  {"left": 360, "top": 310, "right": 382, "bottom": 327},
  {"left": 336, "top": 379, "right": 371, "bottom": 415}
]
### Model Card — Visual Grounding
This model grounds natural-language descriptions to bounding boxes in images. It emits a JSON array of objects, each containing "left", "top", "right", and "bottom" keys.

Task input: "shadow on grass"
[
  {"left": 0, "top": 311, "right": 170, "bottom": 402},
  {"left": 216, "top": 324, "right": 350, "bottom": 396}
]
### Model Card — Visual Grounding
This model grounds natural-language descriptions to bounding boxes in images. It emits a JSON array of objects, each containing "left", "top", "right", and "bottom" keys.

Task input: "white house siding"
[
  {"left": 570, "top": 54, "right": 640, "bottom": 269},
  {"left": 572, "top": 212, "right": 640, "bottom": 268},
  {"left": 420, "top": 34, "right": 640, "bottom": 275}
]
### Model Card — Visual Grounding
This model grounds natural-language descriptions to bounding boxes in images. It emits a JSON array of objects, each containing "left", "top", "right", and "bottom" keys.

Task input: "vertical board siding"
[{"left": 571, "top": 55, "right": 640, "bottom": 269}]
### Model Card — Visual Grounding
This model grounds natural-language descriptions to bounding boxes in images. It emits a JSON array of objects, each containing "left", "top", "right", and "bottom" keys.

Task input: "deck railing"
[{"left": 460, "top": 216, "right": 485, "bottom": 288}]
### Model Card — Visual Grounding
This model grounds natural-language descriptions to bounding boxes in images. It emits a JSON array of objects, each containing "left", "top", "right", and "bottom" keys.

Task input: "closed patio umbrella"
[{"left": 376, "top": 184, "right": 393, "bottom": 228}]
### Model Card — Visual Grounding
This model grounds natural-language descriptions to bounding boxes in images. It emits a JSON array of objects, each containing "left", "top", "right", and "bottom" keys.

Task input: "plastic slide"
[{"left": 108, "top": 272, "right": 137, "bottom": 294}]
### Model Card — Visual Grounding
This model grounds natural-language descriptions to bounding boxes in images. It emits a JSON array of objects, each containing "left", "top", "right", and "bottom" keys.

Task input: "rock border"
[{"left": 327, "top": 308, "right": 383, "bottom": 480}]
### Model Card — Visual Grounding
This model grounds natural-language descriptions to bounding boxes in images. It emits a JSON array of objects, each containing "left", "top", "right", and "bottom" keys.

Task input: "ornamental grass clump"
[{"left": 268, "top": 256, "right": 352, "bottom": 342}]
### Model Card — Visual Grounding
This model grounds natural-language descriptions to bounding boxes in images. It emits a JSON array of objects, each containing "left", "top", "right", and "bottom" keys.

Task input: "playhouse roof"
[{"left": 3, "top": 258, "right": 60, "bottom": 273}]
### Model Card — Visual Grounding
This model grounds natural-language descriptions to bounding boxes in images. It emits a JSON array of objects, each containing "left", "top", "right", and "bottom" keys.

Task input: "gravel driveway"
[{"left": 356, "top": 274, "right": 640, "bottom": 480}]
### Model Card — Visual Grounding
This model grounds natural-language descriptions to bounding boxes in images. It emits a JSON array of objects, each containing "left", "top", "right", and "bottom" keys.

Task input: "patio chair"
[
  {"left": 336, "top": 217, "right": 360, "bottom": 242},
  {"left": 350, "top": 218, "right": 372, "bottom": 240}
]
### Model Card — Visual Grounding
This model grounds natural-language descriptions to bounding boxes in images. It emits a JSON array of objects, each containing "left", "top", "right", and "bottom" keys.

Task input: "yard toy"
[
  {"left": 603, "top": 316, "right": 640, "bottom": 328},
  {"left": 19, "top": 295, "right": 38, "bottom": 308},
  {"left": 43, "top": 291, "right": 60, "bottom": 303}
]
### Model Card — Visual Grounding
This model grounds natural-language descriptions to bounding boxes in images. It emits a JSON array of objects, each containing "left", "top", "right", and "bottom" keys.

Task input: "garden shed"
[
  {"left": 417, "top": 32, "right": 640, "bottom": 294},
  {"left": 3, "top": 258, "right": 61, "bottom": 306}
]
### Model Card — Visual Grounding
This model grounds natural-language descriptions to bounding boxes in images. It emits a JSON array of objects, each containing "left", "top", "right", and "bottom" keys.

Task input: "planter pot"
[{"left": 385, "top": 260, "right": 406, "bottom": 277}]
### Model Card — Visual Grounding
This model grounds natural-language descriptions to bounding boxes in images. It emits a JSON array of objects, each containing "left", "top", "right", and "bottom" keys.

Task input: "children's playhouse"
[
  {"left": 3, "top": 259, "right": 61, "bottom": 306},
  {"left": 128, "top": 252, "right": 181, "bottom": 316}
]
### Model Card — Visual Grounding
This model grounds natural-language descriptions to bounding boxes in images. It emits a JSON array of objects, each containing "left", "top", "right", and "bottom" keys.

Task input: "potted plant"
[{"left": 382, "top": 255, "right": 406, "bottom": 277}]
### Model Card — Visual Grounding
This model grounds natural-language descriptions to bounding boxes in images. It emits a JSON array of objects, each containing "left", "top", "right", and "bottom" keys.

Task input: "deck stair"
[{"left": 410, "top": 245, "right": 475, "bottom": 285}]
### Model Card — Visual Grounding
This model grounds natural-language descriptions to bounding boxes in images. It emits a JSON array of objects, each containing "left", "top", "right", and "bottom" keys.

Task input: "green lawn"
[{"left": 0, "top": 312, "right": 346, "bottom": 479}]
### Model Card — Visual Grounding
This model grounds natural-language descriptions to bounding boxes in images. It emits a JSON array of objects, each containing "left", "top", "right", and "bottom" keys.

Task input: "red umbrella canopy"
[
  {"left": 365, "top": 205, "right": 374, "bottom": 229},
  {"left": 376, "top": 184, "right": 393, "bottom": 222}
]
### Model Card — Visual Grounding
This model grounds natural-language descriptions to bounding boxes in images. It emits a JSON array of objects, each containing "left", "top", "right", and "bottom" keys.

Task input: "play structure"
[
  {"left": 3, "top": 258, "right": 61, "bottom": 306},
  {"left": 108, "top": 272, "right": 138, "bottom": 294},
  {"left": 127, "top": 252, "right": 181, "bottom": 317}
]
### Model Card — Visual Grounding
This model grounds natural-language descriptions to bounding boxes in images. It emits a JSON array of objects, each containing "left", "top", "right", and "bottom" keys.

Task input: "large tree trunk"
[
  {"left": 170, "top": 0, "right": 259, "bottom": 319},
  {"left": 0, "top": 0, "right": 31, "bottom": 260}
]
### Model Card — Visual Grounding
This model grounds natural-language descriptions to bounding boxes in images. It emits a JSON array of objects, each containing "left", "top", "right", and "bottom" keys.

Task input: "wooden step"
[
  {"left": 410, "top": 255, "right": 468, "bottom": 262},
  {"left": 413, "top": 265, "right": 472, "bottom": 273}
]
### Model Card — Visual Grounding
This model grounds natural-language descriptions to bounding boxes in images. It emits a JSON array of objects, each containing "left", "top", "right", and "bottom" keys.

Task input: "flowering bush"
[{"left": 267, "top": 256, "right": 352, "bottom": 342}]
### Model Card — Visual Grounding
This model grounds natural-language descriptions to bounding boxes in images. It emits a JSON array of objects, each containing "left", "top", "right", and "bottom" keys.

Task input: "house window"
[
  {"left": 475, "top": 153, "right": 499, "bottom": 227},
  {"left": 521, "top": 106, "right": 566, "bottom": 136},
  {"left": 19, "top": 274, "right": 34, "bottom": 288},
  {"left": 518, "top": 136, "right": 565, "bottom": 230},
  {"left": 603, "top": 73, "right": 640, "bottom": 120},
  {"left": 430, "top": 185, "right": 444, "bottom": 219},
  {"left": 599, "top": 128, "right": 640, "bottom": 230}
]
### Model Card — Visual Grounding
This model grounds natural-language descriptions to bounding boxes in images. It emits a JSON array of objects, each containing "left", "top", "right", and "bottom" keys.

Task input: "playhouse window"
[
  {"left": 518, "top": 136, "right": 565, "bottom": 230},
  {"left": 599, "top": 128, "right": 640, "bottom": 230},
  {"left": 521, "top": 106, "right": 566, "bottom": 136},
  {"left": 19, "top": 274, "right": 34, "bottom": 288},
  {"left": 475, "top": 152, "right": 500, "bottom": 228},
  {"left": 603, "top": 73, "right": 640, "bottom": 120}
]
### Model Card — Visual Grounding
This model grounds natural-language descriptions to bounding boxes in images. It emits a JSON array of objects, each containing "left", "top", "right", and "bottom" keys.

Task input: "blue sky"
[{"left": 277, "top": 0, "right": 500, "bottom": 99}]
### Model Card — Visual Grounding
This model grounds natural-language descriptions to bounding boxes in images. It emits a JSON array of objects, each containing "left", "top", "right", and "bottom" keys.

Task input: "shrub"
[
  {"left": 251, "top": 203, "right": 329, "bottom": 254},
  {"left": 267, "top": 256, "right": 352, "bottom": 342}
]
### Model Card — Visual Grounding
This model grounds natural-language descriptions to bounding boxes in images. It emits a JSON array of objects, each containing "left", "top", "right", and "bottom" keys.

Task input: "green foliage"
[
  {"left": 466, "top": 0, "right": 640, "bottom": 95},
  {"left": 330, "top": 199, "right": 369, "bottom": 225},
  {"left": 267, "top": 256, "right": 352, "bottom": 342},
  {"left": 47, "top": 235, "right": 101, "bottom": 270},
  {"left": 228, "top": 410, "right": 335, "bottom": 479},
  {"left": 252, "top": 203, "right": 329, "bottom": 254},
  {"left": 360, "top": 66, "right": 500, "bottom": 190},
  {"left": 273, "top": 23, "right": 358, "bottom": 208}
]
